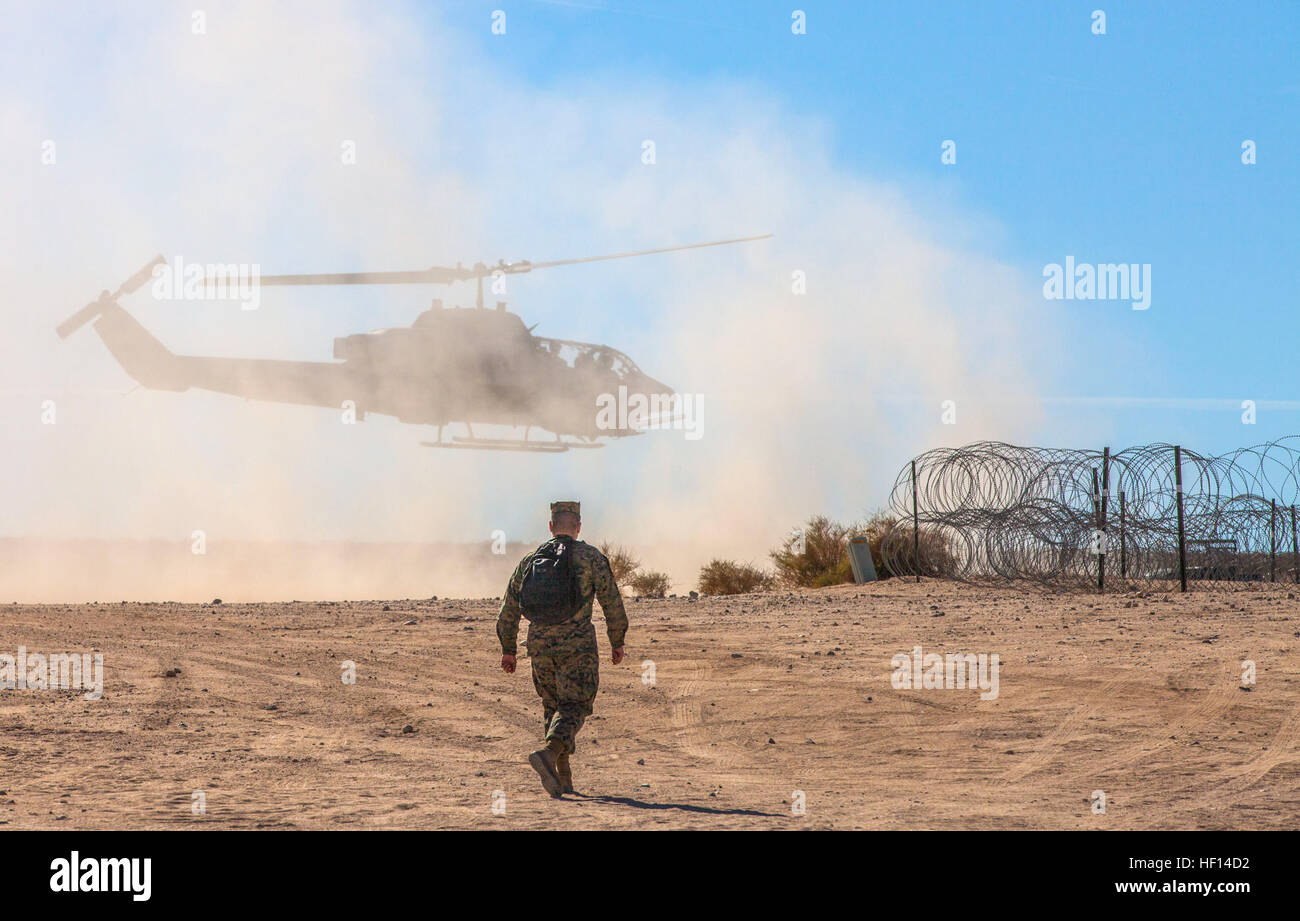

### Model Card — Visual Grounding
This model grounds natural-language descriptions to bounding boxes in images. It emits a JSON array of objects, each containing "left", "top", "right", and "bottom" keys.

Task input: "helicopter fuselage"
[{"left": 88, "top": 301, "right": 669, "bottom": 441}]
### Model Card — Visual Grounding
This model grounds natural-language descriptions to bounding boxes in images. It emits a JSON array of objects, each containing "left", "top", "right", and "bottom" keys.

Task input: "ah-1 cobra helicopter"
[{"left": 56, "top": 235, "right": 770, "bottom": 452}]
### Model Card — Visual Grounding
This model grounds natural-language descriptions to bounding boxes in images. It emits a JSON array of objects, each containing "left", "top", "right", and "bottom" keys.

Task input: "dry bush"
[
  {"left": 770, "top": 512, "right": 953, "bottom": 584},
  {"left": 770, "top": 515, "right": 864, "bottom": 588},
  {"left": 698, "top": 559, "right": 775, "bottom": 595},
  {"left": 860, "top": 511, "right": 897, "bottom": 578},
  {"left": 628, "top": 570, "right": 670, "bottom": 598},
  {"left": 879, "top": 520, "right": 957, "bottom": 579},
  {"left": 599, "top": 542, "right": 641, "bottom": 586}
]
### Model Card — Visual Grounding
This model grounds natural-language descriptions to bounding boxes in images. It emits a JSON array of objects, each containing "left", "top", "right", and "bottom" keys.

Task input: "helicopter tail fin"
[{"left": 92, "top": 304, "right": 187, "bottom": 391}]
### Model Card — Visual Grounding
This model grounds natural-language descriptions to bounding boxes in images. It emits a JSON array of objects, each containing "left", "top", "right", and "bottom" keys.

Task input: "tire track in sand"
[
  {"left": 1086, "top": 664, "right": 1239, "bottom": 777},
  {"left": 1001, "top": 676, "right": 1130, "bottom": 783},
  {"left": 1220, "top": 698, "right": 1300, "bottom": 789},
  {"left": 1004, "top": 665, "right": 1242, "bottom": 788},
  {"left": 664, "top": 660, "right": 743, "bottom": 768}
]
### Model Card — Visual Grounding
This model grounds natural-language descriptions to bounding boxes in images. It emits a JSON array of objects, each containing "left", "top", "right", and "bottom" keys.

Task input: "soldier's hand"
[
  {"left": 611, "top": 647, "right": 625, "bottom": 666},
  {"left": 501, "top": 654, "right": 516, "bottom": 674}
]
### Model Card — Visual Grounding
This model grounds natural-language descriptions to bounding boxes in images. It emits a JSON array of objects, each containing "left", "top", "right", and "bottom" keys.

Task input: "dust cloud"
[{"left": 0, "top": 2, "right": 1062, "bottom": 601}]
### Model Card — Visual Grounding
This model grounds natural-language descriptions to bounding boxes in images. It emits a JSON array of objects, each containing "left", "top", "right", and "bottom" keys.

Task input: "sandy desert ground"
[{"left": 1, "top": 579, "right": 1297, "bottom": 830}]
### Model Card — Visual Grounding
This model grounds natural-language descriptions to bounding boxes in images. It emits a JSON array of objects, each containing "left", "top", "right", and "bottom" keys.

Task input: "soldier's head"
[{"left": 549, "top": 500, "right": 581, "bottom": 537}]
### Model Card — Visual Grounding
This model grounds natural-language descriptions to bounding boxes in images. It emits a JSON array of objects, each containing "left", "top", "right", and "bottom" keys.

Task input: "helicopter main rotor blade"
[
  {"left": 255, "top": 267, "right": 471, "bottom": 286},
  {"left": 521, "top": 233, "right": 773, "bottom": 274},
  {"left": 233, "top": 234, "right": 772, "bottom": 288}
]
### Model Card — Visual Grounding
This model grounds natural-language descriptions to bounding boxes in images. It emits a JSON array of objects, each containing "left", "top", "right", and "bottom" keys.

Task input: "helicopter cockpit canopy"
[{"left": 535, "top": 336, "right": 645, "bottom": 380}]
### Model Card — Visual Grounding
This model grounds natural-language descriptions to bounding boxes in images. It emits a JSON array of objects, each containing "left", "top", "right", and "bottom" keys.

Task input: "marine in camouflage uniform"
[{"left": 497, "top": 500, "right": 628, "bottom": 797}]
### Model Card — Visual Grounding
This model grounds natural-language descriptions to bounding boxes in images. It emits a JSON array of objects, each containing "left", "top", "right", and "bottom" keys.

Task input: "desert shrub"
[
  {"left": 770, "top": 515, "right": 865, "bottom": 588},
  {"left": 771, "top": 512, "right": 956, "bottom": 584},
  {"left": 628, "top": 570, "right": 671, "bottom": 598},
  {"left": 860, "top": 511, "right": 897, "bottom": 578},
  {"left": 698, "top": 559, "right": 776, "bottom": 595},
  {"left": 599, "top": 542, "right": 641, "bottom": 586},
  {"left": 878, "top": 520, "right": 957, "bottom": 579}
]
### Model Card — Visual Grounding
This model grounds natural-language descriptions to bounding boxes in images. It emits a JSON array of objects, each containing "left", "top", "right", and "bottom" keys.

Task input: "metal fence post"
[
  {"left": 1099, "top": 447, "right": 1109, "bottom": 592},
  {"left": 1292, "top": 505, "right": 1299, "bottom": 584},
  {"left": 1271, "top": 499, "right": 1278, "bottom": 583},
  {"left": 911, "top": 459, "right": 920, "bottom": 584},
  {"left": 1175, "top": 445, "right": 1187, "bottom": 592},
  {"left": 1119, "top": 488, "right": 1127, "bottom": 579},
  {"left": 1092, "top": 467, "right": 1102, "bottom": 591}
]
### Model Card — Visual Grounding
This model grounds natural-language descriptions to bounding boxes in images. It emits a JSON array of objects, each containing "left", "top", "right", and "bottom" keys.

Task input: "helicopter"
[{"left": 55, "top": 234, "right": 771, "bottom": 452}]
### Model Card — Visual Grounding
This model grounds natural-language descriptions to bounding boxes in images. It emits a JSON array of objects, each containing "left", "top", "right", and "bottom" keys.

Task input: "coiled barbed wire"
[{"left": 880, "top": 439, "right": 1300, "bottom": 590}]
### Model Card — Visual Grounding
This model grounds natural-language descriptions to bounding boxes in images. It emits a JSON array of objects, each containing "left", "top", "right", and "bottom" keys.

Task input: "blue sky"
[{"left": 447, "top": 0, "right": 1300, "bottom": 455}]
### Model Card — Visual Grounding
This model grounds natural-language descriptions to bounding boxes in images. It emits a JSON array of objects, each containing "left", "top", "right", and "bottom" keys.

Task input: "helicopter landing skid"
[{"left": 420, "top": 435, "right": 604, "bottom": 453}]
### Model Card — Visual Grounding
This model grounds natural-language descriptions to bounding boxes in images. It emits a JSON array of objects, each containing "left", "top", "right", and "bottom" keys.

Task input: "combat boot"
[
  {"left": 556, "top": 752, "right": 574, "bottom": 794},
  {"left": 528, "top": 737, "right": 567, "bottom": 798}
]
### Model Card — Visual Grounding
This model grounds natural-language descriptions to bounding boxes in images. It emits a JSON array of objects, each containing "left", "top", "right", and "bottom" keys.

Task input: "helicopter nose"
[{"left": 628, "top": 371, "right": 674, "bottom": 397}]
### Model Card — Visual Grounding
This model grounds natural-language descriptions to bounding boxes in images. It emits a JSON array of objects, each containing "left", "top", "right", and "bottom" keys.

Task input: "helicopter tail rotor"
[{"left": 56, "top": 255, "right": 165, "bottom": 339}]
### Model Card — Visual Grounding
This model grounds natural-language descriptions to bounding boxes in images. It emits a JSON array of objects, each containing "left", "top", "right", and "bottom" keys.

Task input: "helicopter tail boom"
[
  {"left": 93, "top": 303, "right": 187, "bottom": 391},
  {"left": 86, "top": 304, "right": 360, "bottom": 409}
]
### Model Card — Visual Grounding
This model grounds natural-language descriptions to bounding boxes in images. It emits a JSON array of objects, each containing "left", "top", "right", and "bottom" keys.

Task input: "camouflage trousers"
[{"left": 531, "top": 648, "right": 599, "bottom": 755}]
